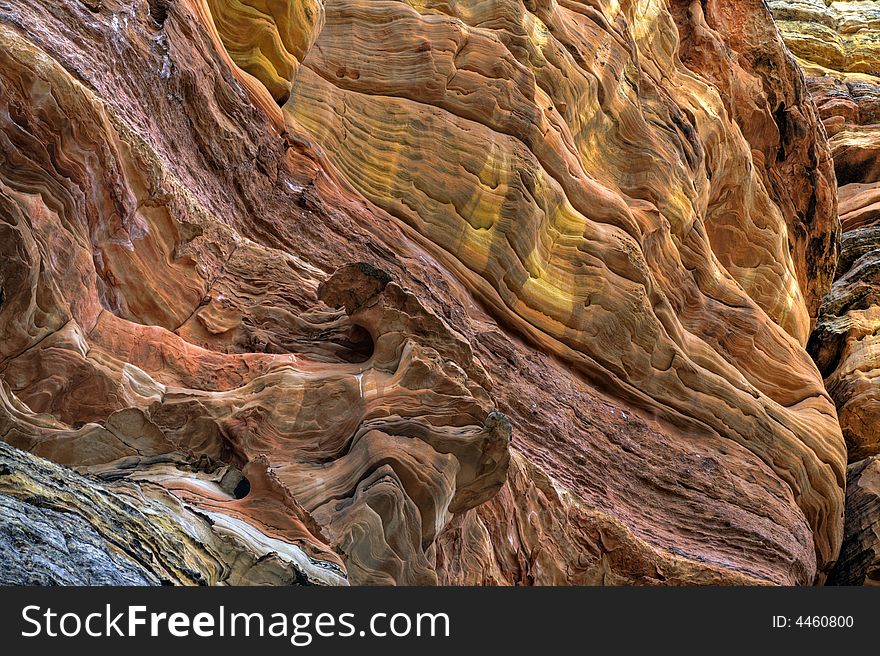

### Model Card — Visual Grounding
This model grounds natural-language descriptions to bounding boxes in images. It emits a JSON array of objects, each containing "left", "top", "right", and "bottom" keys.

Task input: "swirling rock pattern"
[
  {"left": 0, "top": 0, "right": 509, "bottom": 585},
  {"left": 0, "top": 0, "right": 847, "bottom": 584},
  {"left": 204, "top": 0, "right": 324, "bottom": 102},
  {"left": 271, "top": 0, "right": 845, "bottom": 581}
]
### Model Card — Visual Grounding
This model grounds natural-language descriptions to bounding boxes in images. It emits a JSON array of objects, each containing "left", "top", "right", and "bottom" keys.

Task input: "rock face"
[
  {"left": 771, "top": 0, "right": 880, "bottom": 584},
  {"left": 0, "top": 0, "right": 847, "bottom": 585},
  {"left": 771, "top": 1, "right": 880, "bottom": 76},
  {"left": 775, "top": 1, "right": 880, "bottom": 462},
  {"left": 827, "top": 456, "right": 880, "bottom": 586},
  {"left": 0, "top": 439, "right": 344, "bottom": 585}
]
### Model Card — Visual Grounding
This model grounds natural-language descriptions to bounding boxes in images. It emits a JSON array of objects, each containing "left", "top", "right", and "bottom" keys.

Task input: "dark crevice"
[
  {"left": 232, "top": 476, "right": 251, "bottom": 500},
  {"left": 78, "top": 0, "right": 104, "bottom": 12},
  {"left": 147, "top": 0, "right": 170, "bottom": 26},
  {"left": 773, "top": 102, "right": 790, "bottom": 162}
]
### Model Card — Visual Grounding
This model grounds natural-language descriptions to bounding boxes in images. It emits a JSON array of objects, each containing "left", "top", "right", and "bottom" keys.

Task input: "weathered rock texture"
[
  {"left": 774, "top": 1, "right": 880, "bottom": 463},
  {"left": 0, "top": 0, "right": 847, "bottom": 585},
  {"left": 771, "top": 0, "right": 880, "bottom": 584},
  {"left": 0, "top": 439, "right": 343, "bottom": 585},
  {"left": 827, "top": 455, "right": 880, "bottom": 586}
]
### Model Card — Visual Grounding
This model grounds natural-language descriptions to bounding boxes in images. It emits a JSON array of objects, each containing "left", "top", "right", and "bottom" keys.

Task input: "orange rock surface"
[{"left": 0, "top": 0, "right": 848, "bottom": 584}]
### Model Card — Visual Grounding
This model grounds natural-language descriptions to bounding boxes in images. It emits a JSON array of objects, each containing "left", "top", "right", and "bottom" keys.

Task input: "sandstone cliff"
[
  {"left": 0, "top": 0, "right": 852, "bottom": 585},
  {"left": 771, "top": 0, "right": 880, "bottom": 585}
]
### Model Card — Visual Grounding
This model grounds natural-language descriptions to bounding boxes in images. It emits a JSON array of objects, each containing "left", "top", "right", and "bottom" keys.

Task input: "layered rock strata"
[
  {"left": 0, "top": 0, "right": 847, "bottom": 584},
  {"left": 772, "top": 0, "right": 880, "bottom": 584},
  {"left": 0, "top": 438, "right": 342, "bottom": 585},
  {"left": 827, "top": 456, "right": 880, "bottom": 586}
]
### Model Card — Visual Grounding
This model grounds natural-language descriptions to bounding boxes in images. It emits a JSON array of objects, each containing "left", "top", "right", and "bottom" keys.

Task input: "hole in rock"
[
  {"left": 219, "top": 467, "right": 251, "bottom": 499},
  {"left": 232, "top": 476, "right": 251, "bottom": 500},
  {"left": 334, "top": 323, "right": 373, "bottom": 363}
]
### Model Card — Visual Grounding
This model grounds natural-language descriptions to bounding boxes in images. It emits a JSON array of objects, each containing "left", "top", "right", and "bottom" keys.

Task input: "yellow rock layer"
[
  {"left": 270, "top": 0, "right": 843, "bottom": 573},
  {"left": 205, "top": 0, "right": 324, "bottom": 102}
]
